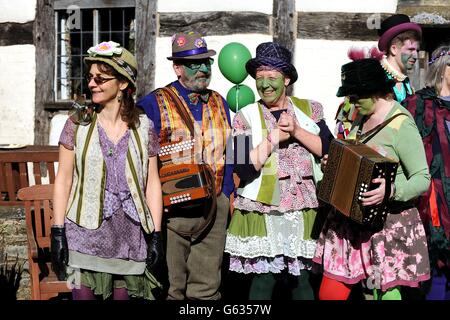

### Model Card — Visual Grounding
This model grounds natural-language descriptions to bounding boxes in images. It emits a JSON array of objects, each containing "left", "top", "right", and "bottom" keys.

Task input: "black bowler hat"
[
  {"left": 336, "top": 58, "right": 395, "bottom": 97},
  {"left": 246, "top": 42, "right": 298, "bottom": 85},
  {"left": 377, "top": 14, "right": 421, "bottom": 52}
]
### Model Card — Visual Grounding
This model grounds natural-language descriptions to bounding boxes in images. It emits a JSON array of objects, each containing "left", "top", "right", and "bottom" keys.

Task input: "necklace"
[{"left": 380, "top": 56, "right": 407, "bottom": 82}]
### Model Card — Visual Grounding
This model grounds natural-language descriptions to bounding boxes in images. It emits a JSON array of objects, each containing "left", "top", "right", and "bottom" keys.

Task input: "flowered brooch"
[
  {"left": 194, "top": 38, "right": 205, "bottom": 48},
  {"left": 87, "top": 41, "right": 123, "bottom": 57}
]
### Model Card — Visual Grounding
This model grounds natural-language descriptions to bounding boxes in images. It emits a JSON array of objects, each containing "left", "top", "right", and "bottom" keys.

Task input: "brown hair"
[
  {"left": 387, "top": 30, "right": 421, "bottom": 56},
  {"left": 426, "top": 44, "right": 450, "bottom": 95},
  {"left": 86, "top": 62, "right": 141, "bottom": 129}
]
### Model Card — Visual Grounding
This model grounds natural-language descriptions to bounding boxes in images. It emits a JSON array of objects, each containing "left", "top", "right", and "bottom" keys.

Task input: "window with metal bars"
[{"left": 55, "top": 7, "right": 135, "bottom": 101}]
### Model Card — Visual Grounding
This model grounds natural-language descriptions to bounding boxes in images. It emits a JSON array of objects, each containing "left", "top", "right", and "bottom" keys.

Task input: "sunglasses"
[
  {"left": 183, "top": 58, "right": 214, "bottom": 72},
  {"left": 86, "top": 75, "right": 116, "bottom": 85}
]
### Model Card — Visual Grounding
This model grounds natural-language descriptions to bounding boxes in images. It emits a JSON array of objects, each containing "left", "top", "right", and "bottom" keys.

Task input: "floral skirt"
[
  {"left": 313, "top": 207, "right": 430, "bottom": 291},
  {"left": 225, "top": 209, "right": 317, "bottom": 275}
]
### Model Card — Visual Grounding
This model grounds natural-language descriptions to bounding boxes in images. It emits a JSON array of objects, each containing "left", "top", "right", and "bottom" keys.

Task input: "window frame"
[
  {"left": 54, "top": 6, "right": 136, "bottom": 101},
  {"left": 36, "top": 0, "right": 156, "bottom": 145}
]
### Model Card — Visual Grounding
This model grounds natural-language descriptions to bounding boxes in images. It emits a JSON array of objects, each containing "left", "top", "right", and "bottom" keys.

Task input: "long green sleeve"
[{"left": 393, "top": 115, "right": 430, "bottom": 201}]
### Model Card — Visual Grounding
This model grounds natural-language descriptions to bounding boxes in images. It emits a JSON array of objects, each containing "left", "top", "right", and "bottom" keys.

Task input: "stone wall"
[{"left": 0, "top": 206, "right": 31, "bottom": 300}]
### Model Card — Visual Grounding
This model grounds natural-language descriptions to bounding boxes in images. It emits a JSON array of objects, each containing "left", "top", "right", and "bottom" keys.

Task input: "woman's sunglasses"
[{"left": 86, "top": 75, "right": 116, "bottom": 85}]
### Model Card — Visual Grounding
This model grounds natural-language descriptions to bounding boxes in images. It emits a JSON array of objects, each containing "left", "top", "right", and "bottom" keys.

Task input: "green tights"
[
  {"left": 373, "top": 287, "right": 402, "bottom": 300},
  {"left": 249, "top": 271, "right": 314, "bottom": 300}
]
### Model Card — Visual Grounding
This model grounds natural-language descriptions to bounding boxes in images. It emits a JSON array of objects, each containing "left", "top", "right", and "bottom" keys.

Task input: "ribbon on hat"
[
  {"left": 111, "top": 56, "right": 137, "bottom": 82},
  {"left": 173, "top": 47, "right": 208, "bottom": 58}
]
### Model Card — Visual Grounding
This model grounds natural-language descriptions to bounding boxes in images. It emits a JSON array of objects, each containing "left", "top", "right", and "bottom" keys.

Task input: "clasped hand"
[{"left": 270, "top": 112, "right": 297, "bottom": 144}]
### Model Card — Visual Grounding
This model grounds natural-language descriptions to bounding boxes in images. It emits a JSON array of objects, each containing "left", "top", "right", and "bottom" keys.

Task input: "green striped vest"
[{"left": 65, "top": 114, "right": 154, "bottom": 233}]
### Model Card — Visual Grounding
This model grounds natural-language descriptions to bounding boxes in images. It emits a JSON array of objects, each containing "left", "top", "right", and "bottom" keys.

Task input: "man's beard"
[{"left": 184, "top": 73, "right": 211, "bottom": 92}]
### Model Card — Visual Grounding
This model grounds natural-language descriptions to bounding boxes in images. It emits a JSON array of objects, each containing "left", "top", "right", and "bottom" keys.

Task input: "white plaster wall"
[
  {"left": 157, "top": 0, "right": 273, "bottom": 14},
  {"left": 296, "top": 0, "right": 397, "bottom": 13},
  {"left": 0, "top": 0, "right": 36, "bottom": 23},
  {"left": 0, "top": 45, "right": 36, "bottom": 144},
  {"left": 154, "top": 34, "right": 273, "bottom": 119},
  {"left": 294, "top": 39, "right": 378, "bottom": 132}
]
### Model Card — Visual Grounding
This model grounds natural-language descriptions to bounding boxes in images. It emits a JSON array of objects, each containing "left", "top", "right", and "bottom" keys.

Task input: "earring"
[{"left": 117, "top": 94, "right": 123, "bottom": 103}]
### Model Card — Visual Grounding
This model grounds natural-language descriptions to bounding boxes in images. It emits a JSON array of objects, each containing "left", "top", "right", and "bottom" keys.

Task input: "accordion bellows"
[{"left": 317, "top": 139, "right": 398, "bottom": 227}]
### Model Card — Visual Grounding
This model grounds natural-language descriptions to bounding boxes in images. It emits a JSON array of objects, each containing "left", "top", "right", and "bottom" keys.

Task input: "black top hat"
[
  {"left": 336, "top": 58, "right": 395, "bottom": 97},
  {"left": 245, "top": 42, "right": 298, "bottom": 85},
  {"left": 377, "top": 14, "right": 421, "bottom": 52}
]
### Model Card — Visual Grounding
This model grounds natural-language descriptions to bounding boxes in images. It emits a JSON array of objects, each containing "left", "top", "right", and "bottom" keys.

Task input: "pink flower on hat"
[
  {"left": 194, "top": 38, "right": 205, "bottom": 48},
  {"left": 177, "top": 36, "right": 187, "bottom": 47},
  {"left": 87, "top": 41, "right": 123, "bottom": 56}
]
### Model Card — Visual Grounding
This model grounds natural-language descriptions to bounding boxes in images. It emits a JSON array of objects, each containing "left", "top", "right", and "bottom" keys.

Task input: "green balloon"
[
  {"left": 226, "top": 84, "right": 255, "bottom": 112},
  {"left": 218, "top": 42, "right": 252, "bottom": 84}
]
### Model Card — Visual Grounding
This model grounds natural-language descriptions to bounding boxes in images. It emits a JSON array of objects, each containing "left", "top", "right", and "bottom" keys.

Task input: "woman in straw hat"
[{"left": 51, "top": 41, "right": 163, "bottom": 300}]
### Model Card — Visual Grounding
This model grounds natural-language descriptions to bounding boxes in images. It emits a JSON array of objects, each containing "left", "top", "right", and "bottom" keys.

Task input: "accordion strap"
[
  {"left": 157, "top": 87, "right": 218, "bottom": 237},
  {"left": 357, "top": 113, "right": 409, "bottom": 143},
  {"left": 160, "top": 86, "right": 195, "bottom": 138}
]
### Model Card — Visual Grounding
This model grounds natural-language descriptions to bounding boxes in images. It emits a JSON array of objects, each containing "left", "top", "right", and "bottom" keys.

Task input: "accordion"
[
  {"left": 158, "top": 139, "right": 214, "bottom": 207},
  {"left": 317, "top": 139, "right": 398, "bottom": 227}
]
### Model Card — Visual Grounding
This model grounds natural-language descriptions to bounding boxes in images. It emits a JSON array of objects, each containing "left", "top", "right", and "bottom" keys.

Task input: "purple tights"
[{"left": 72, "top": 285, "right": 129, "bottom": 300}]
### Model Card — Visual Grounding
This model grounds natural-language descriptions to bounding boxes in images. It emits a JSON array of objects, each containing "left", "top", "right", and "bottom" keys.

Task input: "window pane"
[
  {"left": 82, "top": 9, "right": 93, "bottom": 31},
  {"left": 81, "top": 32, "right": 93, "bottom": 55},
  {"left": 98, "top": 8, "right": 111, "bottom": 32},
  {"left": 55, "top": 7, "right": 135, "bottom": 101},
  {"left": 71, "top": 56, "right": 83, "bottom": 98},
  {"left": 99, "top": 31, "right": 129, "bottom": 46}
]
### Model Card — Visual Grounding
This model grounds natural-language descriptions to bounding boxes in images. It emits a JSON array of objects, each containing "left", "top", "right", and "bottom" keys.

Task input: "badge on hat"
[{"left": 87, "top": 41, "right": 123, "bottom": 57}]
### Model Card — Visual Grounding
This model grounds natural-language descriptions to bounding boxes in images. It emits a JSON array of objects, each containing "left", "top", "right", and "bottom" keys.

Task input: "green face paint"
[
  {"left": 256, "top": 74, "right": 286, "bottom": 106},
  {"left": 356, "top": 97, "right": 376, "bottom": 115},
  {"left": 180, "top": 59, "right": 212, "bottom": 92},
  {"left": 401, "top": 53, "right": 416, "bottom": 71}
]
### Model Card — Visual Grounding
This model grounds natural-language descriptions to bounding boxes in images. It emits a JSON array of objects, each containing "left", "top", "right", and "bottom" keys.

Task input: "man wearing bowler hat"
[
  {"left": 378, "top": 13, "right": 422, "bottom": 102},
  {"left": 335, "top": 14, "right": 422, "bottom": 139},
  {"left": 137, "top": 31, "right": 233, "bottom": 300}
]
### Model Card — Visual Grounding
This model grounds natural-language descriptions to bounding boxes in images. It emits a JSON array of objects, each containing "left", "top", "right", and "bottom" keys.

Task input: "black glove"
[
  {"left": 51, "top": 226, "right": 69, "bottom": 281},
  {"left": 146, "top": 231, "right": 164, "bottom": 272}
]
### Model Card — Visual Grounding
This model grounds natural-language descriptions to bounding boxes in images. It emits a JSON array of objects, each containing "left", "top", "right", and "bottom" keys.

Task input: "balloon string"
[{"left": 235, "top": 84, "right": 240, "bottom": 112}]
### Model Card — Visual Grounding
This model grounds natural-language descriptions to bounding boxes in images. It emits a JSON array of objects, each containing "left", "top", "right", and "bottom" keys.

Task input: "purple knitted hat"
[{"left": 246, "top": 42, "right": 298, "bottom": 85}]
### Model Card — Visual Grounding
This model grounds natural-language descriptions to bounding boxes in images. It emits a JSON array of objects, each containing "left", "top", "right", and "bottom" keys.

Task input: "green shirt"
[{"left": 349, "top": 102, "right": 430, "bottom": 202}]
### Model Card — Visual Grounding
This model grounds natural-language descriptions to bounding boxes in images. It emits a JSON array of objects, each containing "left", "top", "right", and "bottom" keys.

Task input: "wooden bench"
[
  {"left": 0, "top": 145, "right": 59, "bottom": 206},
  {"left": 17, "top": 184, "right": 71, "bottom": 300}
]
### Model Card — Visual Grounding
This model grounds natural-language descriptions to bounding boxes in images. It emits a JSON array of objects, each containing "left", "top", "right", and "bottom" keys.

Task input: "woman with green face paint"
[
  {"left": 225, "top": 42, "right": 334, "bottom": 300},
  {"left": 314, "top": 53, "right": 431, "bottom": 301}
]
